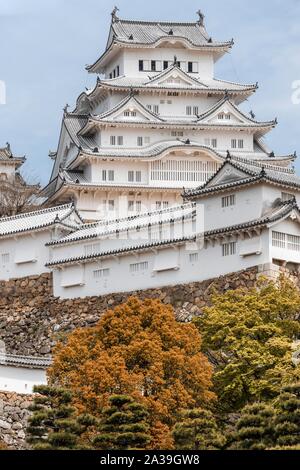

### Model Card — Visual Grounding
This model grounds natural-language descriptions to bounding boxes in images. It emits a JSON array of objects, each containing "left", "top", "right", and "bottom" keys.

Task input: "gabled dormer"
[
  {"left": 198, "top": 97, "right": 276, "bottom": 128},
  {"left": 145, "top": 64, "right": 208, "bottom": 89}
]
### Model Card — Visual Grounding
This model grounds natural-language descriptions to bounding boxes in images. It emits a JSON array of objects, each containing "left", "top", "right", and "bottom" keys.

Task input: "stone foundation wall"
[
  {"left": 0, "top": 267, "right": 259, "bottom": 357},
  {"left": 0, "top": 392, "right": 33, "bottom": 449}
]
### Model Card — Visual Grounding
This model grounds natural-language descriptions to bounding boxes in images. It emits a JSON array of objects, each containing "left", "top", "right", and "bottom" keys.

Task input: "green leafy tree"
[
  {"left": 229, "top": 403, "right": 275, "bottom": 450},
  {"left": 272, "top": 383, "right": 300, "bottom": 449},
  {"left": 172, "top": 408, "right": 226, "bottom": 450},
  {"left": 93, "top": 395, "right": 151, "bottom": 450},
  {"left": 194, "top": 277, "right": 300, "bottom": 412},
  {"left": 27, "top": 385, "right": 96, "bottom": 450}
]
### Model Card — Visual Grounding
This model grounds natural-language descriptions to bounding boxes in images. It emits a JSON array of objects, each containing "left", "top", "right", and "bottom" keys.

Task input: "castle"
[{"left": 0, "top": 9, "right": 300, "bottom": 395}]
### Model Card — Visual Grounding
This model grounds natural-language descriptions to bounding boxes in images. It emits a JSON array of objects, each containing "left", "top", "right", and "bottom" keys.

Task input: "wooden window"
[
  {"left": 1, "top": 253, "right": 9, "bottom": 264},
  {"left": 93, "top": 269, "right": 110, "bottom": 279},
  {"left": 130, "top": 262, "right": 149, "bottom": 273},
  {"left": 128, "top": 171, "right": 135, "bottom": 182},
  {"left": 188, "top": 62, "right": 193, "bottom": 73},
  {"left": 189, "top": 253, "right": 199, "bottom": 263},
  {"left": 144, "top": 137, "right": 151, "bottom": 144},
  {"left": 153, "top": 105, "right": 159, "bottom": 114},
  {"left": 238, "top": 139, "right": 244, "bottom": 149},
  {"left": 150, "top": 160, "right": 220, "bottom": 183},
  {"left": 102, "top": 170, "right": 107, "bottom": 181},
  {"left": 137, "top": 136, "right": 143, "bottom": 147},
  {"left": 272, "top": 231, "right": 286, "bottom": 249},
  {"left": 211, "top": 138, "right": 217, "bottom": 148},
  {"left": 186, "top": 106, "right": 192, "bottom": 116},
  {"left": 231, "top": 139, "right": 237, "bottom": 149},
  {"left": 136, "top": 201, "right": 142, "bottom": 212},
  {"left": 282, "top": 192, "right": 294, "bottom": 202},
  {"left": 222, "top": 194, "right": 236, "bottom": 208},
  {"left": 117, "top": 136, "right": 123, "bottom": 146},
  {"left": 116, "top": 65, "right": 120, "bottom": 76},
  {"left": 136, "top": 171, "right": 142, "bottom": 183},
  {"left": 108, "top": 170, "right": 114, "bottom": 181},
  {"left": 151, "top": 60, "right": 156, "bottom": 71},
  {"left": 110, "top": 136, "right": 116, "bottom": 145},
  {"left": 163, "top": 61, "right": 169, "bottom": 70},
  {"left": 108, "top": 200, "right": 115, "bottom": 211},
  {"left": 193, "top": 106, "right": 199, "bottom": 116},
  {"left": 139, "top": 60, "right": 144, "bottom": 71},
  {"left": 128, "top": 201, "right": 135, "bottom": 212},
  {"left": 222, "top": 242, "right": 236, "bottom": 257}
]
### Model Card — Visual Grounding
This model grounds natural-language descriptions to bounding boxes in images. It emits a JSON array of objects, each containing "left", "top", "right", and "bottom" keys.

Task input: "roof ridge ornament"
[
  {"left": 226, "top": 150, "right": 231, "bottom": 161},
  {"left": 260, "top": 166, "right": 266, "bottom": 177},
  {"left": 63, "top": 104, "right": 69, "bottom": 116},
  {"left": 111, "top": 6, "right": 120, "bottom": 23},
  {"left": 196, "top": 9, "right": 205, "bottom": 26}
]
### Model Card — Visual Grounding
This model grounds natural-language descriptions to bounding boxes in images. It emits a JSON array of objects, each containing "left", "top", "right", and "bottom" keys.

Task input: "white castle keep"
[{"left": 1, "top": 8, "right": 300, "bottom": 302}]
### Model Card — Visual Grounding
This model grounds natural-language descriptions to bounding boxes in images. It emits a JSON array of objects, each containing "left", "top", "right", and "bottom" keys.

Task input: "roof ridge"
[{"left": 0, "top": 203, "right": 73, "bottom": 223}]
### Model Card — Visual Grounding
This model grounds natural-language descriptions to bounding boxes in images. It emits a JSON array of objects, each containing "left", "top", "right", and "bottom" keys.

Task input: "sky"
[{"left": 0, "top": 0, "right": 300, "bottom": 185}]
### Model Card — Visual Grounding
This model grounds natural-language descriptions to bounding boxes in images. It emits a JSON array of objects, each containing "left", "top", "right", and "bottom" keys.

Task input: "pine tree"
[
  {"left": 93, "top": 395, "right": 151, "bottom": 450},
  {"left": 229, "top": 403, "right": 275, "bottom": 450},
  {"left": 172, "top": 408, "right": 225, "bottom": 450},
  {"left": 26, "top": 385, "right": 96, "bottom": 450},
  {"left": 272, "top": 383, "right": 300, "bottom": 449}
]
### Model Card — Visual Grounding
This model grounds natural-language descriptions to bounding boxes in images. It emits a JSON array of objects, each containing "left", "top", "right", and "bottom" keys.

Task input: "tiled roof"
[
  {"left": 0, "top": 143, "right": 25, "bottom": 166},
  {"left": 47, "top": 201, "right": 300, "bottom": 268},
  {"left": 0, "top": 203, "right": 79, "bottom": 237},
  {"left": 0, "top": 353, "right": 51, "bottom": 370},
  {"left": 196, "top": 96, "right": 276, "bottom": 127},
  {"left": 184, "top": 158, "right": 300, "bottom": 198},
  {"left": 205, "top": 200, "right": 300, "bottom": 237},
  {"left": 108, "top": 18, "right": 231, "bottom": 48},
  {"left": 96, "top": 75, "right": 257, "bottom": 93},
  {"left": 87, "top": 15, "right": 233, "bottom": 73},
  {"left": 48, "top": 203, "right": 196, "bottom": 246},
  {"left": 47, "top": 235, "right": 196, "bottom": 267}
]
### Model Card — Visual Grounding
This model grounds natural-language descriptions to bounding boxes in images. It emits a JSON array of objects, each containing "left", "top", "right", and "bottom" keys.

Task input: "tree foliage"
[
  {"left": 49, "top": 297, "right": 214, "bottom": 427},
  {"left": 229, "top": 403, "right": 275, "bottom": 450},
  {"left": 272, "top": 383, "right": 300, "bottom": 449},
  {"left": 93, "top": 395, "right": 151, "bottom": 450},
  {"left": 172, "top": 408, "right": 225, "bottom": 450},
  {"left": 26, "top": 385, "right": 96, "bottom": 450},
  {"left": 194, "top": 277, "right": 300, "bottom": 412}
]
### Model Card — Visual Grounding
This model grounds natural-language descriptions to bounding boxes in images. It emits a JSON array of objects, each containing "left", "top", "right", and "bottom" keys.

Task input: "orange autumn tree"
[{"left": 48, "top": 297, "right": 214, "bottom": 442}]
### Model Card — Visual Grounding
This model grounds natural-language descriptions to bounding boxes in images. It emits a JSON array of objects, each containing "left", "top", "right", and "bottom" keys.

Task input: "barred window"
[
  {"left": 1, "top": 253, "right": 9, "bottom": 264},
  {"left": 222, "top": 194, "right": 236, "bottom": 208},
  {"left": 189, "top": 253, "right": 199, "bottom": 263},
  {"left": 222, "top": 242, "right": 236, "bottom": 257},
  {"left": 272, "top": 231, "right": 286, "bottom": 249},
  {"left": 93, "top": 269, "right": 110, "bottom": 279},
  {"left": 130, "top": 262, "right": 149, "bottom": 273},
  {"left": 282, "top": 192, "right": 294, "bottom": 202},
  {"left": 287, "top": 234, "right": 300, "bottom": 252}
]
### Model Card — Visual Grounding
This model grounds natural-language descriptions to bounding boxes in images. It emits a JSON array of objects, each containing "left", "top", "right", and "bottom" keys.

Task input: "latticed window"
[
  {"left": 222, "top": 194, "right": 236, "bottom": 208},
  {"left": 130, "top": 262, "right": 149, "bottom": 273},
  {"left": 150, "top": 160, "right": 220, "bottom": 183},
  {"left": 189, "top": 253, "right": 199, "bottom": 263},
  {"left": 222, "top": 242, "right": 236, "bottom": 257},
  {"left": 282, "top": 192, "right": 294, "bottom": 202},
  {"left": 1, "top": 253, "right": 9, "bottom": 264},
  {"left": 272, "top": 231, "right": 286, "bottom": 249},
  {"left": 93, "top": 269, "right": 110, "bottom": 279},
  {"left": 287, "top": 234, "right": 300, "bottom": 251}
]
